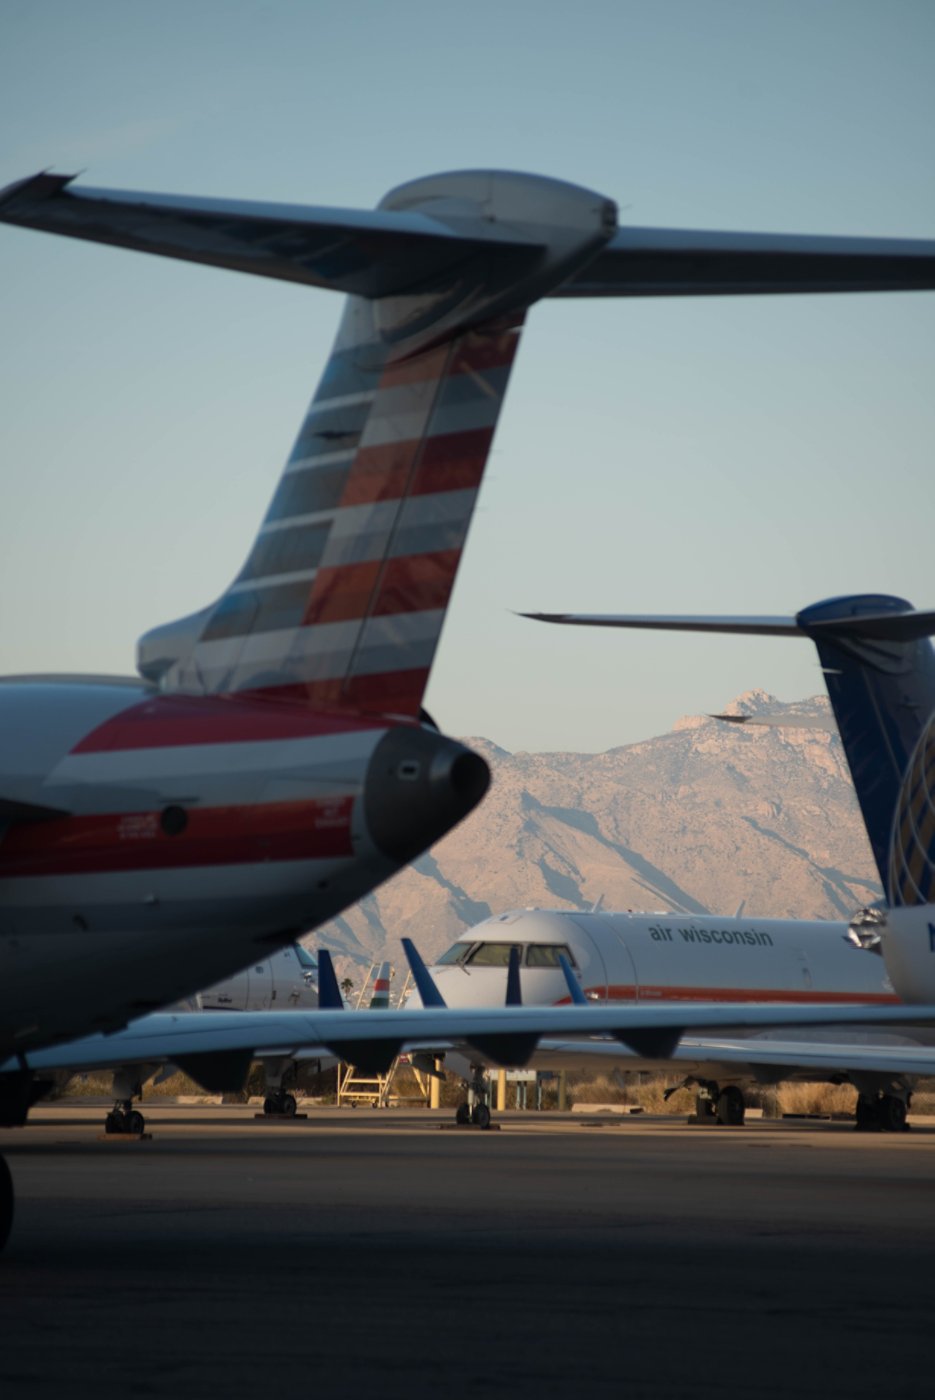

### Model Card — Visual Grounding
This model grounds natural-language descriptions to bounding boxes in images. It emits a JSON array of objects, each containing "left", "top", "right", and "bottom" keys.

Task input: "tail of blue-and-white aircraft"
[{"left": 525, "top": 594, "right": 935, "bottom": 999}]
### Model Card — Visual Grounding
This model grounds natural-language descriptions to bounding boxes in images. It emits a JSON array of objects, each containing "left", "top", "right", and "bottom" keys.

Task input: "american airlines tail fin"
[
  {"left": 525, "top": 595, "right": 935, "bottom": 907},
  {"left": 0, "top": 169, "right": 616, "bottom": 718},
  {"left": 141, "top": 309, "right": 524, "bottom": 714}
]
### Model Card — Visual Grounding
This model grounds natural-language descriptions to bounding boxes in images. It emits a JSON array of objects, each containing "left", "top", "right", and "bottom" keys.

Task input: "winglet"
[
  {"left": 506, "top": 945, "right": 522, "bottom": 1007},
  {"left": 401, "top": 938, "right": 447, "bottom": 1009},
  {"left": 558, "top": 954, "right": 589, "bottom": 1006},
  {"left": 315, "top": 950, "right": 344, "bottom": 1010}
]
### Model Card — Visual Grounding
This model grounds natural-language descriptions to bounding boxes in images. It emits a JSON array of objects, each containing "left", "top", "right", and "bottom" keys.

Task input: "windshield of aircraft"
[
  {"left": 294, "top": 945, "right": 318, "bottom": 970},
  {"left": 435, "top": 941, "right": 577, "bottom": 968}
]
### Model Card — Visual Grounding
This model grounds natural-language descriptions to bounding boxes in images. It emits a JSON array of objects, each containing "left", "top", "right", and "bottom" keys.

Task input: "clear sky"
[{"left": 2, "top": 0, "right": 933, "bottom": 752}]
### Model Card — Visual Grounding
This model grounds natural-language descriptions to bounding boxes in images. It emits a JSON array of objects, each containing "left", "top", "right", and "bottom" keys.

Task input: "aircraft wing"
[
  {"left": 529, "top": 1035, "right": 935, "bottom": 1080},
  {"left": 553, "top": 226, "right": 935, "bottom": 297},
  {"left": 9, "top": 1001, "right": 935, "bottom": 1089}
]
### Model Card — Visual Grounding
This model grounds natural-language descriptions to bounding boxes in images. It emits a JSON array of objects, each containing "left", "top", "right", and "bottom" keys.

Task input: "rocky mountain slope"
[{"left": 316, "top": 691, "right": 881, "bottom": 983}]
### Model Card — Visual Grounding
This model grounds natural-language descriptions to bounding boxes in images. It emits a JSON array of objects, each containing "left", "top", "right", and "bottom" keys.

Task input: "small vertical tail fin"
[{"left": 368, "top": 961, "right": 392, "bottom": 1010}]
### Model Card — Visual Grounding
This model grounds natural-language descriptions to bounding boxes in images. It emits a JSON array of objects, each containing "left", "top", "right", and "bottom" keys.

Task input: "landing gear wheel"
[
  {"left": 104, "top": 1111, "right": 124, "bottom": 1134},
  {"left": 855, "top": 1094, "right": 881, "bottom": 1132},
  {"left": 878, "top": 1094, "right": 908, "bottom": 1133},
  {"left": 263, "top": 1096, "right": 276, "bottom": 1117},
  {"left": 0, "top": 1154, "right": 12, "bottom": 1253},
  {"left": 455, "top": 1103, "right": 471, "bottom": 1125},
  {"left": 694, "top": 1093, "right": 716, "bottom": 1122},
  {"left": 472, "top": 1103, "right": 491, "bottom": 1130},
  {"left": 716, "top": 1086, "right": 746, "bottom": 1126},
  {"left": 125, "top": 1110, "right": 145, "bottom": 1135},
  {"left": 281, "top": 1093, "right": 297, "bottom": 1119}
]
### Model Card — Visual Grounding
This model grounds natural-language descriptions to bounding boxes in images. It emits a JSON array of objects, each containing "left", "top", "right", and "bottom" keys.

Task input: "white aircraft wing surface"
[
  {"left": 9, "top": 1002, "right": 935, "bottom": 1089},
  {"left": 529, "top": 1035, "right": 935, "bottom": 1079}
]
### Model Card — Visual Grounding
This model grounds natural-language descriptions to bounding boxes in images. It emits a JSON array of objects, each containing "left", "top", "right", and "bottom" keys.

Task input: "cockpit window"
[
  {"left": 436, "top": 942, "right": 474, "bottom": 965},
  {"left": 436, "top": 940, "right": 579, "bottom": 969},
  {"left": 465, "top": 942, "right": 519, "bottom": 967},
  {"left": 294, "top": 945, "right": 317, "bottom": 969},
  {"left": 525, "top": 943, "right": 576, "bottom": 969}
]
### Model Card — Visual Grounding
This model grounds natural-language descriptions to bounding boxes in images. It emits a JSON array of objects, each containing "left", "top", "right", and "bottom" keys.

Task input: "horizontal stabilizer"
[
  {"left": 523, "top": 611, "right": 803, "bottom": 635},
  {"left": 554, "top": 225, "right": 935, "bottom": 297},
  {"left": 0, "top": 171, "right": 538, "bottom": 299},
  {"left": 710, "top": 712, "right": 836, "bottom": 732},
  {"left": 523, "top": 603, "right": 935, "bottom": 644}
]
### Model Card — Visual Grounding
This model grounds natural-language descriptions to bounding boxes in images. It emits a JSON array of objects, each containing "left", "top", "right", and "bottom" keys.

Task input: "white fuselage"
[
  {"left": 421, "top": 908, "right": 895, "bottom": 1007},
  {"left": 199, "top": 944, "right": 319, "bottom": 1012}
]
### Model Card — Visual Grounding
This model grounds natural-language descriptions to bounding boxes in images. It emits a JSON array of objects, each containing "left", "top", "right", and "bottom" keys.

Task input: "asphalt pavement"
[{"left": 1, "top": 1105, "right": 933, "bottom": 1399}]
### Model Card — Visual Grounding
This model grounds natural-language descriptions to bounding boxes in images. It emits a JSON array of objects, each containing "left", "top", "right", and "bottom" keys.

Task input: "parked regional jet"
[
  {"left": 524, "top": 599, "right": 935, "bottom": 1029},
  {"left": 4, "top": 168, "right": 935, "bottom": 1249},
  {"left": 410, "top": 907, "right": 929, "bottom": 1129}
]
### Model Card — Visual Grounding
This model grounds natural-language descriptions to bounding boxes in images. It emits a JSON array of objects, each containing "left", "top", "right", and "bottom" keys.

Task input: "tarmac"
[{"left": 1, "top": 1103, "right": 934, "bottom": 1399}]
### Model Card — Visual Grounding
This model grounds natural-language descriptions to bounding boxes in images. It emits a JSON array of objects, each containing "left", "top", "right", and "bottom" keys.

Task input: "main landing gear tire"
[
  {"left": 472, "top": 1103, "right": 491, "bottom": 1130},
  {"left": 694, "top": 1093, "right": 716, "bottom": 1122},
  {"left": 455, "top": 1103, "right": 471, "bottom": 1126},
  {"left": 878, "top": 1094, "right": 909, "bottom": 1133},
  {"left": 104, "top": 1105, "right": 145, "bottom": 1135},
  {"left": 0, "top": 1154, "right": 12, "bottom": 1253},
  {"left": 855, "top": 1092, "right": 910, "bottom": 1132},
  {"left": 716, "top": 1085, "right": 746, "bottom": 1126},
  {"left": 263, "top": 1092, "right": 298, "bottom": 1118}
]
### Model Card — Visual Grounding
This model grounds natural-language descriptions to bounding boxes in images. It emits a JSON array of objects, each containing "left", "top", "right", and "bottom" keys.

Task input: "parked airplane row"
[{"left": 3, "top": 165, "right": 935, "bottom": 1250}]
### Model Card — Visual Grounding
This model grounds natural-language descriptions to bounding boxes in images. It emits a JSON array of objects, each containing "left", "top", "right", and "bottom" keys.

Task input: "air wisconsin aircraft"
[
  {"left": 4, "top": 169, "right": 935, "bottom": 1248},
  {"left": 410, "top": 906, "right": 934, "bottom": 1131},
  {"left": 525, "top": 599, "right": 935, "bottom": 1072}
]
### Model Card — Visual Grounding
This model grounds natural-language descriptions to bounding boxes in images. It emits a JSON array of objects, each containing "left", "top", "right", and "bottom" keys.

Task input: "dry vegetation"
[{"left": 55, "top": 1067, "right": 935, "bottom": 1117}]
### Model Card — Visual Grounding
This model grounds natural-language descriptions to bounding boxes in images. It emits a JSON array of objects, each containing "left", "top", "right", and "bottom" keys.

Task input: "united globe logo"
[{"left": 889, "top": 710, "right": 935, "bottom": 907}]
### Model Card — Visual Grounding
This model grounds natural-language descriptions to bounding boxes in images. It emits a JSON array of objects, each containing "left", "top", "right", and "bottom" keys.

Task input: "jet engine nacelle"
[{"left": 881, "top": 906, "right": 935, "bottom": 1002}]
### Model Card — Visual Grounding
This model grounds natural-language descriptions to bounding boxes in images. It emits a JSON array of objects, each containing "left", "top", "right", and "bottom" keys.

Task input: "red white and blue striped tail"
[
  {"left": 152, "top": 305, "right": 523, "bottom": 716},
  {"left": 368, "top": 962, "right": 392, "bottom": 1010}
]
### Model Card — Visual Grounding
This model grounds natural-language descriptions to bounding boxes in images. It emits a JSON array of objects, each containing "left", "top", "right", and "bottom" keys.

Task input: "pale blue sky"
[{"left": 1, "top": 0, "right": 933, "bottom": 751}]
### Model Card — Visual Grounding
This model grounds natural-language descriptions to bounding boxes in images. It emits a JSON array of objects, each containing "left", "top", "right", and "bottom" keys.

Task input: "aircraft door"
[
  {"left": 565, "top": 916, "right": 615, "bottom": 1001},
  {"left": 246, "top": 961, "right": 274, "bottom": 1011},
  {"left": 606, "top": 925, "right": 640, "bottom": 1001}
]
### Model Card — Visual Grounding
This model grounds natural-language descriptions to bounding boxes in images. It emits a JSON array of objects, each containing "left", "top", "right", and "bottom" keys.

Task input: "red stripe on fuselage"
[
  {"left": 558, "top": 985, "right": 901, "bottom": 1006},
  {"left": 0, "top": 797, "right": 354, "bottom": 879},
  {"left": 72, "top": 693, "right": 382, "bottom": 754}
]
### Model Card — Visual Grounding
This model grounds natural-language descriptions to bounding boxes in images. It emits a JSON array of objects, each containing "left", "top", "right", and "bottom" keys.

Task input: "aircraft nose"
[{"left": 364, "top": 727, "right": 489, "bottom": 864}]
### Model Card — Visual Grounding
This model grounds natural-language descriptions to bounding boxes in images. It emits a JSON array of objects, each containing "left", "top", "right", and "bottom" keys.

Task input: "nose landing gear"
[{"left": 454, "top": 1064, "right": 494, "bottom": 1129}]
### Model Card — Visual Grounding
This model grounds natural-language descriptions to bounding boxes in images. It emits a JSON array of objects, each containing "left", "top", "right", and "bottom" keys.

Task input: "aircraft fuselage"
[{"left": 0, "top": 677, "right": 481, "bottom": 1057}]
